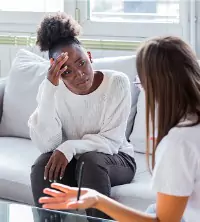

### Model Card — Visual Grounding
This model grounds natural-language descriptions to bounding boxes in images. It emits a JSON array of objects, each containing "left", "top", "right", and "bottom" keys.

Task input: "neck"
[{"left": 87, "top": 71, "right": 103, "bottom": 94}]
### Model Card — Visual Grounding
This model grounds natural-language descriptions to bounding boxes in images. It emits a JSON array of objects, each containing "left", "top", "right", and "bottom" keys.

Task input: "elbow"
[
  {"left": 31, "top": 138, "right": 57, "bottom": 154},
  {"left": 37, "top": 145, "right": 55, "bottom": 154},
  {"left": 110, "top": 141, "right": 122, "bottom": 154},
  {"left": 29, "top": 129, "right": 60, "bottom": 153},
  {"left": 30, "top": 133, "right": 55, "bottom": 154}
]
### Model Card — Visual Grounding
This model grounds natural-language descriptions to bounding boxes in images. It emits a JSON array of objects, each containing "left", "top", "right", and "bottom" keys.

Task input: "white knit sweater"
[{"left": 28, "top": 70, "right": 134, "bottom": 162}]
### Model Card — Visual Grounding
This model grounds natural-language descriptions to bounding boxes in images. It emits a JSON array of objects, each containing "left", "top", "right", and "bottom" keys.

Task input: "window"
[
  {"left": 0, "top": 0, "right": 64, "bottom": 33},
  {"left": 90, "top": 0, "right": 179, "bottom": 22},
  {"left": 77, "top": 0, "right": 185, "bottom": 40},
  {"left": 0, "top": 0, "right": 63, "bottom": 12}
]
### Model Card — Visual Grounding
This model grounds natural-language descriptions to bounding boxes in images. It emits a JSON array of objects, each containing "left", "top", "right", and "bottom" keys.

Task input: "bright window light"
[
  {"left": 89, "top": 0, "right": 179, "bottom": 23},
  {"left": 0, "top": 0, "right": 63, "bottom": 12}
]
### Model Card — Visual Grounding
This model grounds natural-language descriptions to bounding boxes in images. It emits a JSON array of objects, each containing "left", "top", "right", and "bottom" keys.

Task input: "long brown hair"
[{"left": 136, "top": 36, "right": 200, "bottom": 170}]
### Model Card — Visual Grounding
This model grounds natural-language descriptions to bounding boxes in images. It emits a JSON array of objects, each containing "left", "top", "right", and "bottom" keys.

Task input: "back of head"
[
  {"left": 36, "top": 12, "right": 82, "bottom": 58},
  {"left": 136, "top": 36, "right": 200, "bottom": 168}
]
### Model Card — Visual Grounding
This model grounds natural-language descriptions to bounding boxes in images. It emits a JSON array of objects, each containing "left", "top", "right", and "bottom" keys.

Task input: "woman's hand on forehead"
[{"left": 47, "top": 52, "right": 69, "bottom": 86}]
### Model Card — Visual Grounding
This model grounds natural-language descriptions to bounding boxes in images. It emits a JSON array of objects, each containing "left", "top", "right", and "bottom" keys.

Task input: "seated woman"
[
  {"left": 28, "top": 12, "right": 136, "bottom": 219},
  {"left": 39, "top": 36, "right": 200, "bottom": 222}
]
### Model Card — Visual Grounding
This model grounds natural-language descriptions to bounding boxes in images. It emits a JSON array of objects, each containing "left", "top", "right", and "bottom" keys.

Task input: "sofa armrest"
[{"left": 0, "top": 78, "right": 6, "bottom": 122}]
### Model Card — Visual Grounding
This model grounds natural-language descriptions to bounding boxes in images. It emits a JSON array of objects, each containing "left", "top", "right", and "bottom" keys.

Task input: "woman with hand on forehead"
[{"left": 28, "top": 12, "right": 136, "bottom": 219}]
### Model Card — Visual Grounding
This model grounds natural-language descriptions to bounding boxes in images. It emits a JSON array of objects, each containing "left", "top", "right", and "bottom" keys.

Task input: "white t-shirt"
[{"left": 151, "top": 118, "right": 200, "bottom": 222}]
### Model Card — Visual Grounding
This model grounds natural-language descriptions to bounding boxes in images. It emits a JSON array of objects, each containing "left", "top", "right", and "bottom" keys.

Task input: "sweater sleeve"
[
  {"left": 57, "top": 73, "right": 131, "bottom": 162},
  {"left": 28, "top": 78, "right": 62, "bottom": 153}
]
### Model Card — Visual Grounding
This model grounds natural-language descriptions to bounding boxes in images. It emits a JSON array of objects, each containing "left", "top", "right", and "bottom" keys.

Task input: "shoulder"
[
  {"left": 152, "top": 124, "right": 200, "bottom": 195},
  {"left": 156, "top": 123, "right": 200, "bottom": 164},
  {"left": 101, "top": 69, "right": 130, "bottom": 92}
]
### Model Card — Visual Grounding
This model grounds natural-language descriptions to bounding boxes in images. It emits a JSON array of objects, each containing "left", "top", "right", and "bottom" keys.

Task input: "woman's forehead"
[{"left": 61, "top": 44, "right": 85, "bottom": 60}]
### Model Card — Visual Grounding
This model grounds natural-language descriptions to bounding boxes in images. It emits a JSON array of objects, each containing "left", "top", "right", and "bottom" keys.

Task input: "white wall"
[{"left": 0, "top": 45, "right": 134, "bottom": 77}]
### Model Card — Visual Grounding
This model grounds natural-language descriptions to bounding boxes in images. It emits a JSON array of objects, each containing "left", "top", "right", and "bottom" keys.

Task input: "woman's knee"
[
  {"left": 31, "top": 152, "right": 52, "bottom": 176},
  {"left": 33, "top": 152, "right": 52, "bottom": 167},
  {"left": 78, "top": 151, "right": 105, "bottom": 166},
  {"left": 77, "top": 152, "right": 107, "bottom": 174},
  {"left": 76, "top": 152, "right": 109, "bottom": 184},
  {"left": 76, "top": 152, "right": 110, "bottom": 195},
  {"left": 31, "top": 152, "right": 53, "bottom": 207}
]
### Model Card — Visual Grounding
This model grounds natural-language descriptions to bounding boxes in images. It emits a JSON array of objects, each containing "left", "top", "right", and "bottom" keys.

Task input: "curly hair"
[{"left": 36, "top": 12, "right": 82, "bottom": 58}]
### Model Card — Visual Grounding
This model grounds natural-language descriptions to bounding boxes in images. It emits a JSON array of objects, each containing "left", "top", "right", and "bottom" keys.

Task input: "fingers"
[
  {"left": 59, "top": 164, "right": 66, "bottom": 180},
  {"left": 44, "top": 158, "right": 53, "bottom": 181},
  {"left": 39, "top": 196, "right": 66, "bottom": 204},
  {"left": 58, "top": 65, "right": 68, "bottom": 76},
  {"left": 42, "top": 202, "right": 69, "bottom": 210},
  {"left": 58, "top": 54, "right": 68, "bottom": 68},
  {"left": 48, "top": 58, "right": 56, "bottom": 73},
  {"left": 51, "top": 183, "right": 88, "bottom": 195},
  {"left": 66, "top": 200, "right": 85, "bottom": 209},
  {"left": 42, "top": 200, "right": 85, "bottom": 210},
  {"left": 51, "top": 53, "right": 68, "bottom": 75},
  {"left": 48, "top": 161, "right": 57, "bottom": 182},
  {"left": 43, "top": 188, "right": 66, "bottom": 198},
  {"left": 53, "top": 164, "right": 62, "bottom": 182},
  {"left": 50, "top": 58, "right": 54, "bottom": 65},
  {"left": 44, "top": 152, "right": 67, "bottom": 182},
  {"left": 51, "top": 183, "right": 77, "bottom": 194},
  {"left": 50, "top": 53, "right": 65, "bottom": 69}
]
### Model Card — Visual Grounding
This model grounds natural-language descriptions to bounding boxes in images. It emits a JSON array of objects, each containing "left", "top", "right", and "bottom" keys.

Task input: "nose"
[{"left": 75, "top": 69, "right": 84, "bottom": 78}]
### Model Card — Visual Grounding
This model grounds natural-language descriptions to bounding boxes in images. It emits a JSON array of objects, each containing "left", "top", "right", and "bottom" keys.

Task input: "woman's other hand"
[
  {"left": 44, "top": 151, "right": 68, "bottom": 182},
  {"left": 47, "top": 52, "right": 68, "bottom": 86},
  {"left": 39, "top": 183, "right": 99, "bottom": 210}
]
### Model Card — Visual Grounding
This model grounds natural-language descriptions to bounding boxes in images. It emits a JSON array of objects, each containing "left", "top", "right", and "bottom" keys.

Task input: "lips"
[{"left": 77, "top": 79, "right": 89, "bottom": 85}]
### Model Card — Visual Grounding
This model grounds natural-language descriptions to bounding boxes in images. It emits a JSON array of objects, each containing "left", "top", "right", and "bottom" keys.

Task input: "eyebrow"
[
  {"left": 62, "top": 57, "right": 81, "bottom": 69},
  {"left": 74, "top": 57, "right": 81, "bottom": 63},
  {"left": 62, "top": 57, "right": 82, "bottom": 69}
]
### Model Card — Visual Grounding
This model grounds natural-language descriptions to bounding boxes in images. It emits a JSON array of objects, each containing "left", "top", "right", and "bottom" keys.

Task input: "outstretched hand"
[{"left": 39, "top": 183, "right": 99, "bottom": 210}]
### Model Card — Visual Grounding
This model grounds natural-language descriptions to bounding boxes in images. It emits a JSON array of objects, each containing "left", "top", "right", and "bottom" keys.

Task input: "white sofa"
[{"left": 0, "top": 49, "right": 156, "bottom": 211}]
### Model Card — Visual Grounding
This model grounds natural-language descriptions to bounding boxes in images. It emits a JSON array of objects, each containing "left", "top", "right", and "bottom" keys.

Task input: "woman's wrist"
[{"left": 94, "top": 192, "right": 108, "bottom": 211}]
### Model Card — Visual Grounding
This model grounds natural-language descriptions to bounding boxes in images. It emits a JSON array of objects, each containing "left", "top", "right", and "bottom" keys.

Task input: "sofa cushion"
[
  {"left": 93, "top": 55, "right": 140, "bottom": 139},
  {"left": 130, "top": 90, "right": 157, "bottom": 153},
  {"left": 111, "top": 152, "right": 156, "bottom": 210},
  {"left": 0, "top": 137, "right": 41, "bottom": 205},
  {"left": 129, "top": 90, "right": 146, "bottom": 153},
  {"left": 0, "top": 78, "right": 6, "bottom": 122},
  {"left": 0, "top": 49, "right": 49, "bottom": 138}
]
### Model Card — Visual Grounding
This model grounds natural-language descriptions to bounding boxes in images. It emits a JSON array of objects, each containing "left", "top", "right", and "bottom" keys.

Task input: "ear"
[{"left": 87, "top": 51, "right": 93, "bottom": 63}]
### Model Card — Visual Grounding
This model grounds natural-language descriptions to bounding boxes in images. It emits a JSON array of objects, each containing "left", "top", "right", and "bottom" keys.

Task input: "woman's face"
[{"left": 53, "top": 44, "right": 94, "bottom": 95}]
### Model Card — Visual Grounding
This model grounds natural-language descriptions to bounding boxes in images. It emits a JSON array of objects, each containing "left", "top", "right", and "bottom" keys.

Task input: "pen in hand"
[{"left": 77, "top": 161, "right": 84, "bottom": 209}]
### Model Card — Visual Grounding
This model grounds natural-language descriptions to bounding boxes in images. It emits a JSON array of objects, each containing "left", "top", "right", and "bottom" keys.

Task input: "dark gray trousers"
[{"left": 31, "top": 151, "right": 136, "bottom": 220}]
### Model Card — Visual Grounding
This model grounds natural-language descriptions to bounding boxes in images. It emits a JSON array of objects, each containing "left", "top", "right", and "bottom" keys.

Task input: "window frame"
[
  {"left": 0, "top": 11, "right": 48, "bottom": 33},
  {"left": 0, "top": 0, "right": 72, "bottom": 34},
  {"left": 76, "top": 0, "right": 189, "bottom": 41}
]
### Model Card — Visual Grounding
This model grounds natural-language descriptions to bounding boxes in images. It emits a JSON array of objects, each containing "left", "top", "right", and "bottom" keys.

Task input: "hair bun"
[{"left": 36, "top": 12, "right": 82, "bottom": 51}]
